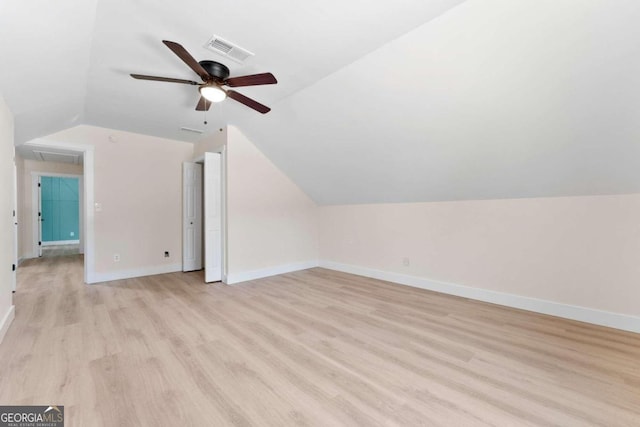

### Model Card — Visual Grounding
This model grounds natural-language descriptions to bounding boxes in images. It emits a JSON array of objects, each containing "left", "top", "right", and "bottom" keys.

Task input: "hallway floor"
[{"left": 41, "top": 243, "right": 80, "bottom": 257}]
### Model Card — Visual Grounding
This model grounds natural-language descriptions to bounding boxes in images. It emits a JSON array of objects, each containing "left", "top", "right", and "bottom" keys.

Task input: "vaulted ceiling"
[
  {"left": 0, "top": 0, "right": 464, "bottom": 143},
  {"left": 2, "top": 0, "right": 640, "bottom": 204}
]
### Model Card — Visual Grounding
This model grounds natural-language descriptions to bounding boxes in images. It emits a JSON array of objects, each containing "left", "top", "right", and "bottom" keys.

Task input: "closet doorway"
[{"left": 182, "top": 151, "right": 224, "bottom": 283}]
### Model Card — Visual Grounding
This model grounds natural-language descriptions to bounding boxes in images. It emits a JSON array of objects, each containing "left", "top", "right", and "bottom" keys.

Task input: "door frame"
[
  {"left": 32, "top": 172, "right": 83, "bottom": 256},
  {"left": 21, "top": 140, "right": 95, "bottom": 284},
  {"left": 12, "top": 150, "right": 17, "bottom": 292},
  {"left": 191, "top": 146, "right": 227, "bottom": 283}
]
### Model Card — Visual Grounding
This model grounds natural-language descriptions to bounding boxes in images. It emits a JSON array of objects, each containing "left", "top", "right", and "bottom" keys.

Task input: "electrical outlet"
[
  {"left": 402, "top": 257, "right": 410, "bottom": 267},
  {"left": 164, "top": 251, "right": 170, "bottom": 258},
  {"left": 113, "top": 254, "right": 120, "bottom": 262}
]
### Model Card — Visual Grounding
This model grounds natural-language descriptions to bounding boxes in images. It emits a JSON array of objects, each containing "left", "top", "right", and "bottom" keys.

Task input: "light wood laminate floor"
[{"left": 1, "top": 255, "right": 639, "bottom": 426}]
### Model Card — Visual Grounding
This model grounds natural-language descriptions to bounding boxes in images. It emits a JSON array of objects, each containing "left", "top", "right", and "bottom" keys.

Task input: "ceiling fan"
[{"left": 131, "top": 40, "right": 277, "bottom": 114}]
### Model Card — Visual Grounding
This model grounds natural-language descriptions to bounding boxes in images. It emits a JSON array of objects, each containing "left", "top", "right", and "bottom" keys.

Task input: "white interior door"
[
  {"left": 204, "top": 152, "right": 222, "bottom": 283},
  {"left": 12, "top": 157, "right": 17, "bottom": 291},
  {"left": 183, "top": 162, "right": 203, "bottom": 272}
]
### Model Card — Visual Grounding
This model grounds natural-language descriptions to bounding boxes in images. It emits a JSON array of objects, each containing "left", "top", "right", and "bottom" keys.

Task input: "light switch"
[{"left": 95, "top": 202, "right": 102, "bottom": 212}]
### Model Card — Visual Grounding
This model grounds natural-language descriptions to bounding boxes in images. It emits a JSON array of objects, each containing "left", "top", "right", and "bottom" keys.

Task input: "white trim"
[
  {"left": 91, "top": 263, "right": 182, "bottom": 284},
  {"left": 226, "top": 260, "right": 319, "bottom": 285},
  {"left": 319, "top": 261, "right": 640, "bottom": 334},
  {"left": 22, "top": 139, "right": 95, "bottom": 284},
  {"left": 0, "top": 305, "right": 15, "bottom": 345},
  {"left": 42, "top": 240, "right": 79, "bottom": 246},
  {"left": 29, "top": 171, "right": 81, "bottom": 179},
  {"left": 31, "top": 174, "right": 39, "bottom": 258},
  {"left": 12, "top": 149, "right": 18, "bottom": 292}
]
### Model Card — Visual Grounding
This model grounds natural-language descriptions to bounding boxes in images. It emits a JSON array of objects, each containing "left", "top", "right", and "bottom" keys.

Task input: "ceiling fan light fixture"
[{"left": 199, "top": 85, "right": 226, "bottom": 102}]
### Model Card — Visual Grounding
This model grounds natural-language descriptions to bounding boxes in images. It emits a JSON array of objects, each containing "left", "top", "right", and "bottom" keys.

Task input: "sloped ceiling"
[
  {"left": 0, "top": 0, "right": 465, "bottom": 144},
  {"left": 241, "top": 0, "right": 640, "bottom": 204},
  {"left": 2, "top": 0, "right": 640, "bottom": 204},
  {"left": 0, "top": 0, "right": 98, "bottom": 143}
]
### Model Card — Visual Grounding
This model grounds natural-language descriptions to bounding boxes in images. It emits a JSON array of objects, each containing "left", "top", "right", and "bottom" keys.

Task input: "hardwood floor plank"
[{"left": 1, "top": 256, "right": 639, "bottom": 426}]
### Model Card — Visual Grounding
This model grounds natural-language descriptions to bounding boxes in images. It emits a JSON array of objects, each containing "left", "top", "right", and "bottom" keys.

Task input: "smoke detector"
[{"left": 204, "top": 35, "right": 254, "bottom": 64}]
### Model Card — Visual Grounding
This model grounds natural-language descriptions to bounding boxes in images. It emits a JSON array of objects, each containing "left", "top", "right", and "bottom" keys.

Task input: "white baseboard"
[
  {"left": 226, "top": 260, "right": 319, "bottom": 285},
  {"left": 42, "top": 240, "right": 80, "bottom": 246},
  {"left": 0, "top": 305, "right": 16, "bottom": 345},
  {"left": 319, "top": 261, "right": 640, "bottom": 334},
  {"left": 89, "top": 263, "right": 182, "bottom": 284}
]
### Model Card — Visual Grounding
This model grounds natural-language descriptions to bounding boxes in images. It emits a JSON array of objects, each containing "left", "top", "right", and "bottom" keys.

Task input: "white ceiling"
[
  {"left": 0, "top": 0, "right": 97, "bottom": 143},
  {"left": 3, "top": 0, "right": 640, "bottom": 204},
  {"left": 241, "top": 0, "right": 640, "bottom": 203},
  {"left": 0, "top": 0, "right": 465, "bottom": 143}
]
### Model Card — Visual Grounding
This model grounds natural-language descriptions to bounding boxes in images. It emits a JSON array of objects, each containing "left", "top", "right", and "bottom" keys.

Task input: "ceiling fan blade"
[
  {"left": 162, "top": 40, "right": 211, "bottom": 81},
  {"left": 130, "top": 74, "right": 199, "bottom": 85},
  {"left": 225, "top": 73, "right": 277, "bottom": 87},
  {"left": 227, "top": 90, "right": 271, "bottom": 114},
  {"left": 196, "top": 96, "right": 212, "bottom": 111}
]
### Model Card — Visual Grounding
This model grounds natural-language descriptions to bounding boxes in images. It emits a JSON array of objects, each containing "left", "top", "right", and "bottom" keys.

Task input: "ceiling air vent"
[{"left": 204, "top": 35, "right": 254, "bottom": 64}]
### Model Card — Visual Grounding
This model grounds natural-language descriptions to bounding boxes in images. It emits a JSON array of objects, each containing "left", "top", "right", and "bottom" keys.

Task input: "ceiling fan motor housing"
[{"left": 199, "top": 60, "right": 230, "bottom": 82}]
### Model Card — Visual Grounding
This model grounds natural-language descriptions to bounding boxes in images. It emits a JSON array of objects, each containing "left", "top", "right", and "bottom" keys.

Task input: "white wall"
[
  {"left": 16, "top": 158, "right": 83, "bottom": 259},
  {"left": 15, "top": 121, "right": 639, "bottom": 335},
  {"left": 226, "top": 126, "right": 318, "bottom": 283},
  {"left": 240, "top": 0, "right": 640, "bottom": 205},
  {"left": 23, "top": 124, "right": 319, "bottom": 285},
  {"left": 43, "top": 125, "right": 194, "bottom": 282},
  {"left": 193, "top": 127, "right": 227, "bottom": 159},
  {"left": 0, "top": 94, "right": 15, "bottom": 343},
  {"left": 319, "top": 194, "right": 640, "bottom": 332}
]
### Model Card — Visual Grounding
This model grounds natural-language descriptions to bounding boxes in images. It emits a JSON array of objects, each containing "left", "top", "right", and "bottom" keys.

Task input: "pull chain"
[{"left": 204, "top": 100, "right": 208, "bottom": 125}]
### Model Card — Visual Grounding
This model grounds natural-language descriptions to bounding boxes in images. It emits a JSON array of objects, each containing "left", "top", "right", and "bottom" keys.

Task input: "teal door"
[{"left": 41, "top": 177, "right": 80, "bottom": 243}]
